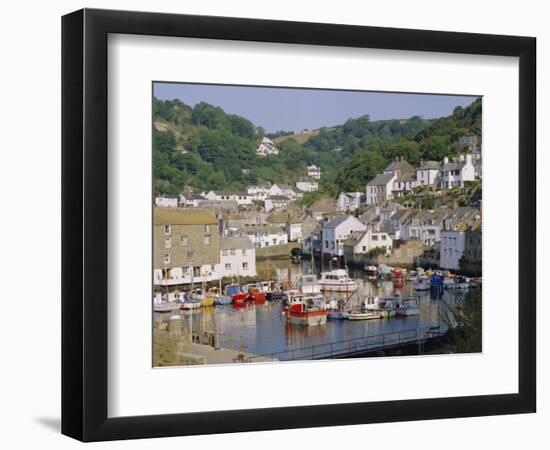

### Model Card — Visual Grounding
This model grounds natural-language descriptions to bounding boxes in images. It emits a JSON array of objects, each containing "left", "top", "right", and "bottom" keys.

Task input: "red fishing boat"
[{"left": 284, "top": 294, "right": 328, "bottom": 326}]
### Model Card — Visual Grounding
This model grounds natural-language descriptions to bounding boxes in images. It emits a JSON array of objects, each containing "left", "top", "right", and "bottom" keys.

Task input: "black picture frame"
[{"left": 61, "top": 8, "right": 536, "bottom": 442}]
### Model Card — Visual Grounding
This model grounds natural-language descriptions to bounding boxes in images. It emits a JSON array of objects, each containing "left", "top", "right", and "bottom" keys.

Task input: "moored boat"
[
  {"left": 364, "top": 265, "right": 378, "bottom": 279},
  {"left": 363, "top": 296, "right": 396, "bottom": 318},
  {"left": 284, "top": 294, "right": 328, "bottom": 326},
  {"left": 295, "top": 274, "right": 321, "bottom": 294},
  {"left": 319, "top": 269, "right": 358, "bottom": 292},
  {"left": 395, "top": 297, "right": 420, "bottom": 316},
  {"left": 154, "top": 302, "right": 180, "bottom": 313},
  {"left": 347, "top": 312, "right": 382, "bottom": 321},
  {"left": 413, "top": 276, "right": 431, "bottom": 291}
]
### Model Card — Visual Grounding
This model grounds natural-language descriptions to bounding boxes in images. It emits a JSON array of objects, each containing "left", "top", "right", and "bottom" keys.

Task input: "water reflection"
[{"left": 158, "top": 259, "right": 471, "bottom": 357}]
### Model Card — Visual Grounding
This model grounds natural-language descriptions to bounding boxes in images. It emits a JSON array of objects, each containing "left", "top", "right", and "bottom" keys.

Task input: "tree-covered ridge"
[{"left": 153, "top": 96, "right": 481, "bottom": 196}]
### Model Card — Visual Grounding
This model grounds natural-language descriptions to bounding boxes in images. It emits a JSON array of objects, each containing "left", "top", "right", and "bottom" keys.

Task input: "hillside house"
[
  {"left": 296, "top": 177, "right": 319, "bottom": 192},
  {"left": 337, "top": 192, "right": 364, "bottom": 212},
  {"left": 265, "top": 195, "right": 291, "bottom": 212},
  {"left": 155, "top": 195, "right": 178, "bottom": 208},
  {"left": 440, "top": 154, "right": 476, "bottom": 189},
  {"left": 416, "top": 160, "right": 441, "bottom": 187},
  {"left": 256, "top": 137, "right": 279, "bottom": 156},
  {"left": 321, "top": 215, "right": 367, "bottom": 257},
  {"left": 307, "top": 164, "right": 322, "bottom": 179}
]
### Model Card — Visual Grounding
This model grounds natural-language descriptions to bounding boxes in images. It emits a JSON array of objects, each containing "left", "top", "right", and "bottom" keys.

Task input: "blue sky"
[{"left": 154, "top": 82, "right": 480, "bottom": 133}]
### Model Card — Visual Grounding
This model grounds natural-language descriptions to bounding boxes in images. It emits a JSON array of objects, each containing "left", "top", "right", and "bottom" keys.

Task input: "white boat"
[
  {"left": 295, "top": 274, "right": 321, "bottom": 294},
  {"left": 319, "top": 269, "right": 358, "bottom": 292},
  {"left": 364, "top": 265, "right": 378, "bottom": 278},
  {"left": 413, "top": 276, "right": 431, "bottom": 291},
  {"left": 153, "top": 302, "right": 180, "bottom": 313},
  {"left": 363, "top": 296, "right": 396, "bottom": 318},
  {"left": 347, "top": 312, "right": 382, "bottom": 321},
  {"left": 395, "top": 297, "right": 420, "bottom": 316},
  {"left": 180, "top": 300, "right": 202, "bottom": 310}
]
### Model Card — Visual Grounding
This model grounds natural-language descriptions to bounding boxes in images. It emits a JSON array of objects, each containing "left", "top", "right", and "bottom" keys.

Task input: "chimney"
[
  {"left": 466, "top": 154, "right": 472, "bottom": 164},
  {"left": 459, "top": 154, "right": 465, "bottom": 162},
  {"left": 443, "top": 156, "right": 449, "bottom": 164}
]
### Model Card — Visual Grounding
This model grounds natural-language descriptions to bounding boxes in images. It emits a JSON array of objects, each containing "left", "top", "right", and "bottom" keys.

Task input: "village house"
[
  {"left": 307, "top": 164, "right": 322, "bottom": 179},
  {"left": 255, "top": 137, "right": 279, "bottom": 156},
  {"left": 389, "top": 208, "right": 416, "bottom": 239},
  {"left": 247, "top": 183, "right": 272, "bottom": 201},
  {"left": 153, "top": 209, "right": 220, "bottom": 286},
  {"left": 242, "top": 225, "right": 288, "bottom": 248},
  {"left": 155, "top": 195, "right": 178, "bottom": 208},
  {"left": 401, "top": 209, "right": 448, "bottom": 247},
  {"left": 366, "top": 173, "right": 395, "bottom": 205},
  {"left": 196, "top": 199, "right": 239, "bottom": 212},
  {"left": 179, "top": 192, "right": 205, "bottom": 208},
  {"left": 343, "top": 229, "right": 393, "bottom": 259},
  {"left": 296, "top": 177, "right": 319, "bottom": 192},
  {"left": 321, "top": 215, "right": 367, "bottom": 257},
  {"left": 416, "top": 160, "right": 441, "bottom": 187},
  {"left": 265, "top": 195, "right": 291, "bottom": 213},
  {"left": 337, "top": 192, "right": 364, "bottom": 212},
  {"left": 286, "top": 222, "right": 303, "bottom": 242},
  {"left": 203, "top": 190, "right": 253, "bottom": 207},
  {"left": 440, "top": 154, "right": 476, "bottom": 189},
  {"left": 461, "top": 220, "right": 482, "bottom": 275},
  {"left": 217, "top": 236, "right": 257, "bottom": 278},
  {"left": 439, "top": 208, "right": 480, "bottom": 270},
  {"left": 223, "top": 211, "right": 267, "bottom": 234}
]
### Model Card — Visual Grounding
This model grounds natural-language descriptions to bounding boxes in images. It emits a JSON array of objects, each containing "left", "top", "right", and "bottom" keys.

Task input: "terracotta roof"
[{"left": 154, "top": 208, "right": 218, "bottom": 225}]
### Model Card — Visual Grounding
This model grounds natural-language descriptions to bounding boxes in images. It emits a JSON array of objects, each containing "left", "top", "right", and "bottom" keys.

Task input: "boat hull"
[
  {"left": 286, "top": 310, "right": 328, "bottom": 326},
  {"left": 320, "top": 283, "right": 358, "bottom": 292},
  {"left": 347, "top": 312, "right": 382, "bottom": 321}
]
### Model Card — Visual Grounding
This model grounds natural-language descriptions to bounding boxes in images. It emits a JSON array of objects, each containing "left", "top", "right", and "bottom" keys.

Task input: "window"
[
  {"left": 164, "top": 225, "right": 171, "bottom": 235},
  {"left": 331, "top": 242, "right": 335, "bottom": 249},
  {"left": 164, "top": 237, "right": 171, "bottom": 248},
  {"left": 204, "top": 224, "right": 210, "bottom": 233},
  {"left": 225, "top": 263, "right": 232, "bottom": 270},
  {"left": 181, "top": 235, "right": 188, "bottom": 246},
  {"left": 242, "top": 262, "right": 249, "bottom": 270},
  {"left": 204, "top": 236, "right": 210, "bottom": 246},
  {"left": 372, "top": 235, "right": 379, "bottom": 241},
  {"left": 381, "top": 235, "right": 386, "bottom": 240},
  {"left": 187, "top": 250, "right": 194, "bottom": 258},
  {"left": 230, "top": 249, "right": 236, "bottom": 256},
  {"left": 163, "top": 253, "right": 170, "bottom": 264},
  {"left": 242, "top": 249, "right": 247, "bottom": 256},
  {"left": 325, "top": 240, "right": 329, "bottom": 248},
  {"left": 222, "top": 249, "right": 229, "bottom": 256}
]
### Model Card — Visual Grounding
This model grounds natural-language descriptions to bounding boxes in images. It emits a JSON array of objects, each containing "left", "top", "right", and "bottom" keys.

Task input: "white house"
[
  {"left": 265, "top": 195, "right": 291, "bottom": 212},
  {"left": 416, "top": 160, "right": 441, "bottom": 187},
  {"left": 366, "top": 173, "right": 396, "bottom": 205},
  {"left": 343, "top": 229, "right": 393, "bottom": 256},
  {"left": 439, "top": 226, "right": 467, "bottom": 270},
  {"left": 286, "top": 222, "right": 303, "bottom": 242},
  {"left": 296, "top": 177, "right": 319, "bottom": 192},
  {"left": 242, "top": 226, "right": 288, "bottom": 248},
  {"left": 307, "top": 164, "right": 322, "bottom": 179},
  {"left": 217, "top": 236, "right": 256, "bottom": 278},
  {"left": 179, "top": 192, "right": 205, "bottom": 207},
  {"left": 247, "top": 184, "right": 271, "bottom": 201},
  {"left": 203, "top": 190, "right": 253, "bottom": 206},
  {"left": 440, "top": 154, "right": 476, "bottom": 189},
  {"left": 155, "top": 195, "right": 178, "bottom": 208},
  {"left": 322, "top": 215, "right": 367, "bottom": 257},
  {"left": 337, "top": 192, "right": 363, "bottom": 212},
  {"left": 401, "top": 210, "right": 448, "bottom": 247},
  {"left": 256, "top": 137, "right": 279, "bottom": 156}
]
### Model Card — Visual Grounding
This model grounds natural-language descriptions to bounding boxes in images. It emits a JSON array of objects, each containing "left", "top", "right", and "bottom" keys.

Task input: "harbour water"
[{"left": 155, "top": 259, "right": 475, "bottom": 361}]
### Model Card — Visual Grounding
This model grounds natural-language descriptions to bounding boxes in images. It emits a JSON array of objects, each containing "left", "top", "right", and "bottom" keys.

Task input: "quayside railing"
[{"left": 247, "top": 326, "right": 443, "bottom": 362}]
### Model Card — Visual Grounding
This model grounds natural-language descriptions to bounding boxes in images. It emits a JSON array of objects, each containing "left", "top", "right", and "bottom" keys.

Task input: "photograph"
[{"left": 152, "top": 83, "right": 483, "bottom": 366}]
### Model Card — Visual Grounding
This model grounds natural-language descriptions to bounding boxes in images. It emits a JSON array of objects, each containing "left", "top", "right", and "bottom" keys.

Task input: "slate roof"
[
  {"left": 367, "top": 173, "right": 395, "bottom": 186},
  {"left": 418, "top": 160, "right": 441, "bottom": 170},
  {"left": 154, "top": 208, "right": 218, "bottom": 225},
  {"left": 441, "top": 161, "right": 466, "bottom": 172},
  {"left": 220, "top": 236, "right": 254, "bottom": 250}
]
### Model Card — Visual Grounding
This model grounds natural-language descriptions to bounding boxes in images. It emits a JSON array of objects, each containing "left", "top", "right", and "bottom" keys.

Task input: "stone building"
[{"left": 153, "top": 208, "right": 220, "bottom": 286}]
